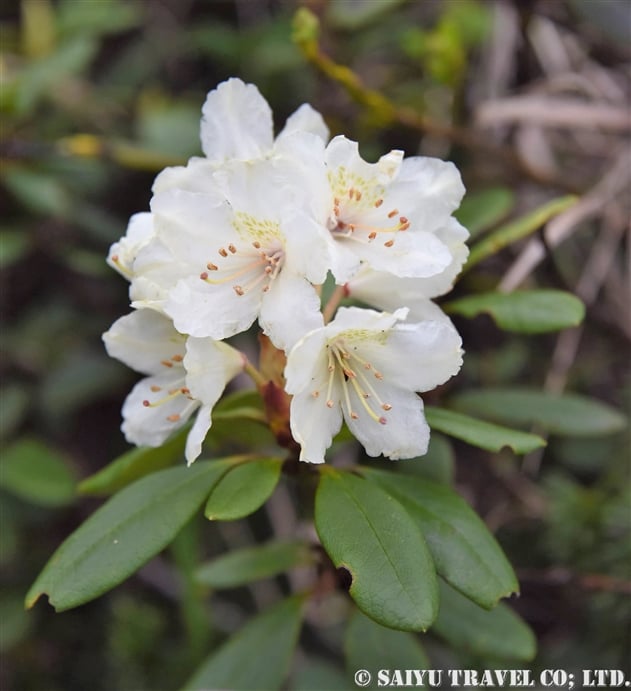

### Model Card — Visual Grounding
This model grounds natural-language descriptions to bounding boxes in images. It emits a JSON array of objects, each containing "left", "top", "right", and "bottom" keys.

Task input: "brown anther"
[
  {"left": 171, "top": 355, "right": 183, "bottom": 362},
  {"left": 200, "top": 272, "right": 209, "bottom": 280},
  {"left": 399, "top": 222, "right": 410, "bottom": 231},
  {"left": 368, "top": 231, "right": 377, "bottom": 240},
  {"left": 233, "top": 285, "right": 244, "bottom": 296},
  {"left": 355, "top": 190, "right": 362, "bottom": 201},
  {"left": 382, "top": 403, "right": 392, "bottom": 411},
  {"left": 167, "top": 414, "right": 181, "bottom": 422},
  {"left": 337, "top": 221, "right": 347, "bottom": 229},
  {"left": 160, "top": 360, "right": 174, "bottom": 368},
  {"left": 334, "top": 197, "right": 340, "bottom": 207},
  {"left": 379, "top": 416, "right": 387, "bottom": 425},
  {"left": 350, "top": 411, "right": 359, "bottom": 419},
  {"left": 384, "top": 239, "right": 395, "bottom": 247},
  {"left": 111, "top": 254, "right": 119, "bottom": 262},
  {"left": 207, "top": 262, "right": 218, "bottom": 271},
  {"left": 374, "top": 199, "right": 383, "bottom": 208},
  {"left": 326, "top": 400, "right": 335, "bottom": 408},
  {"left": 399, "top": 216, "right": 408, "bottom": 224},
  {"left": 265, "top": 266, "right": 273, "bottom": 274},
  {"left": 374, "top": 371, "right": 383, "bottom": 379},
  {"left": 312, "top": 391, "right": 320, "bottom": 398},
  {"left": 262, "top": 285, "right": 270, "bottom": 292},
  {"left": 218, "top": 248, "right": 228, "bottom": 257},
  {"left": 343, "top": 368, "right": 356, "bottom": 378},
  {"left": 180, "top": 387, "right": 190, "bottom": 394},
  {"left": 142, "top": 400, "right": 151, "bottom": 407},
  {"left": 348, "top": 224, "right": 356, "bottom": 232},
  {"left": 387, "top": 209, "right": 399, "bottom": 218},
  {"left": 252, "top": 241, "right": 261, "bottom": 249},
  {"left": 348, "top": 188, "right": 355, "bottom": 199},
  {"left": 228, "top": 244, "right": 237, "bottom": 254},
  {"left": 150, "top": 385, "right": 162, "bottom": 392}
]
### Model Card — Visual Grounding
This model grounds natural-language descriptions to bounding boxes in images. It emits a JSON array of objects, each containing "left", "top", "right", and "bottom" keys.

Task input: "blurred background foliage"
[{"left": 1, "top": 0, "right": 629, "bottom": 689}]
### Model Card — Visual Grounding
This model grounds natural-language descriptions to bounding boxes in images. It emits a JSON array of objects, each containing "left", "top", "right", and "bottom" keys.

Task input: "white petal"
[
  {"left": 340, "top": 228, "right": 451, "bottom": 278},
  {"left": 325, "top": 305, "right": 406, "bottom": 339},
  {"left": 259, "top": 271, "right": 324, "bottom": 352},
  {"left": 345, "top": 383, "right": 429, "bottom": 459},
  {"left": 277, "top": 103, "right": 329, "bottom": 143},
  {"left": 121, "top": 371, "right": 198, "bottom": 447},
  {"left": 386, "top": 157, "right": 465, "bottom": 234},
  {"left": 165, "top": 275, "right": 260, "bottom": 339},
  {"left": 362, "top": 319, "right": 463, "bottom": 393},
  {"left": 103, "top": 310, "right": 185, "bottom": 375},
  {"left": 200, "top": 78, "right": 273, "bottom": 161},
  {"left": 129, "top": 237, "right": 189, "bottom": 310},
  {"left": 282, "top": 210, "right": 333, "bottom": 285},
  {"left": 107, "top": 212, "right": 154, "bottom": 279},
  {"left": 284, "top": 328, "right": 328, "bottom": 395},
  {"left": 152, "top": 157, "right": 218, "bottom": 195},
  {"left": 325, "top": 136, "right": 402, "bottom": 186},
  {"left": 184, "top": 338, "right": 244, "bottom": 405},
  {"left": 185, "top": 403, "right": 213, "bottom": 465}
]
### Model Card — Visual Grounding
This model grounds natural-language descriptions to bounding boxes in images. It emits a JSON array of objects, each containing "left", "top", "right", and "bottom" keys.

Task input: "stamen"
[
  {"left": 150, "top": 385, "right": 161, "bottom": 392},
  {"left": 218, "top": 247, "right": 228, "bottom": 257},
  {"left": 167, "top": 414, "right": 181, "bottom": 422},
  {"left": 387, "top": 208, "right": 399, "bottom": 218},
  {"left": 374, "top": 199, "right": 383, "bottom": 208},
  {"left": 171, "top": 355, "right": 183, "bottom": 362},
  {"left": 160, "top": 360, "right": 173, "bottom": 368},
  {"left": 207, "top": 262, "right": 218, "bottom": 271},
  {"left": 234, "top": 285, "right": 244, "bottom": 296},
  {"left": 384, "top": 239, "right": 394, "bottom": 247},
  {"left": 228, "top": 244, "right": 237, "bottom": 254},
  {"left": 252, "top": 241, "right": 261, "bottom": 249}
]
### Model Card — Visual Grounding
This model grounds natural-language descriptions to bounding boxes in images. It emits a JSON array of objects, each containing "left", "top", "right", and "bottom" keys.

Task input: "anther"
[
  {"left": 326, "top": 400, "right": 335, "bottom": 408},
  {"left": 142, "top": 400, "right": 151, "bottom": 407},
  {"left": 312, "top": 391, "right": 320, "bottom": 398},
  {"left": 355, "top": 190, "right": 362, "bottom": 201},
  {"left": 350, "top": 411, "right": 359, "bottom": 419},
  {"left": 150, "top": 385, "right": 162, "bottom": 392},
  {"left": 171, "top": 355, "right": 183, "bottom": 362},
  {"left": 167, "top": 414, "right": 181, "bottom": 422},
  {"left": 382, "top": 403, "right": 392, "bottom": 411},
  {"left": 228, "top": 244, "right": 237, "bottom": 254},
  {"left": 399, "top": 216, "right": 408, "bottom": 224},
  {"left": 387, "top": 209, "right": 399, "bottom": 218},
  {"left": 368, "top": 231, "right": 377, "bottom": 240},
  {"left": 160, "top": 360, "right": 174, "bottom": 368},
  {"left": 218, "top": 248, "right": 228, "bottom": 257},
  {"left": 200, "top": 272, "right": 208, "bottom": 280},
  {"left": 374, "top": 199, "right": 383, "bottom": 208},
  {"left": 348, "top": 188, "right": 355, "bottom": 199},
  {"left": 379, "top": 416, "right": 387, "bottom": 425},
  {"left": 111, "top": 254, "right": 119, "bottom": 262},
  {"left": 384, "top": 239, "right": 395, "bottom": 247},
  {"left": 207, "top": 262, "right": 218, "bottom": 271},
  {"left": 252, "top": 241, "right": 261, "bottom": 249},
  {"left": 374, "top": 371, "right": 383, "bottom": 379},
  {"left": 233, "top": 285, "right": 244, "bottom": 296}
]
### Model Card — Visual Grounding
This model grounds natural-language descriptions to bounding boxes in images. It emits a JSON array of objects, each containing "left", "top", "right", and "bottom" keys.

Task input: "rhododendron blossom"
[{"left": 104, "top": 77, "right": 469, "bottom": 465}]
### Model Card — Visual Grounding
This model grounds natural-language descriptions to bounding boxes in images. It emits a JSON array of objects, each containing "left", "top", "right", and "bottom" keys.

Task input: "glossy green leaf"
[
  {"left": 362, "top": 469, "right": 518, "bottom": 608},
  {"left": 195, "top": 539, "right": 314, "bottom": 588},
  {"left": 26, "top": 459, "right": 238, "bottom": 611},
  {"left": 455, "top": 187, "right": 514, "bottom": 238},
  {"left": 204, "top": 457, "right": 282, "bottom": 521},
  {"left": 433, "top": 581, "right": 536, "bottom": 661},
  {"left": 345, "top": 610, "right": 429, "bottom": 686},
  {"left": 315, "top": 469, "right": 438, "bottom": 631},
  {"left": 425, "top": 407, "right": 546, "bottom": 454},
  {"left": 183, "top": 596, "right": 304, "bottom": 691},
  {"left": 445, "top": 290, "right": 585, "bottom": 333},
  {"left": 78, "top": 426, "right": 188, "bottom": 496},
  {"left": 0, "top": 439, "right": 76, "bottom": 507},
  {"left": 451, "top": 388, "right": 627, "bottom": 437}
]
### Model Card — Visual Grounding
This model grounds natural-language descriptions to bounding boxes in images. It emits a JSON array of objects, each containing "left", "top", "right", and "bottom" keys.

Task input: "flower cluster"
[{"left": 103, "top": 78, "right": 468, "bottom": 465}]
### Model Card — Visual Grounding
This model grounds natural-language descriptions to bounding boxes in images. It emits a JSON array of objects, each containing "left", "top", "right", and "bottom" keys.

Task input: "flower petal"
[
  {"left": 259, "top": 271, "right": 323, "bottom": 352},
  {"left": 345, "top": 383, "right": 429, "bottom": 459},
  {"left": 184, "top": 338, "right": 244, "bottom": 405},
  {"left": 121, "top": 371, "right": 198, "bottom": 447},
  {"left": 185, "top": 403, "right": 213, "bottom": 465},
  {"left": 107, "top": 212, "right": 154, "bottom": 280},
  {"left": 277, "top": 103, "right": 330, "bottom": 143},
  {"left": 102, "top": 310, "right": 186, "bottom": 375},
  {"left": 200, "top": 78, "right": 273, "bottom": 162}
]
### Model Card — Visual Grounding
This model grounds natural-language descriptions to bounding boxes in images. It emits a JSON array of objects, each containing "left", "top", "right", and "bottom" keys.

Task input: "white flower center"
[
  {"left": 314, "top": 337, "right": 392, "bottom": 425},
  {"left": 141, "top": 364, "right": 196, "bottom": 424},
  {"left": 327, "top": 168, "right": 410, "bottom": 247},
  {"left": 198, "top": 212, "right": 285, "bottom": 297}
]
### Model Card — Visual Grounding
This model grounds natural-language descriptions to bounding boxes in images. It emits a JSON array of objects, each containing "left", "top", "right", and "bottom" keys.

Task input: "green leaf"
[
  {"left": 26, "top": 458, "right": 238, "bottom": 611},
  {"left": 0, "top": 593, "right": 33, "bottom": 653},
  {"left": 462, "top": 195, "right": 578, "bottom": 272},
  {"left": 195, "top": 539, "right": 314, "bottom": 588},
  {"left": 0, "top": 384, "right": 30, "bottom": 439},
  {"left": 78, "top": 426, "right": 188, "bottom": 496},
  {"left": 425, "top": 407, "right": 546, "bottom": 454},
  {"left": 455, "top": 187, "right": 514, "bottom": 238},
  {"left": 445, "top": 290, "right": 585, "bottom": 333},
  {"left": 315, "top": 469, "right": 438, "bottom": 631},
  {"left": 183, "top": 596, "right": 304, "bottom": 691},
  {"left": 451, "top": 388, "right": 627, "bottom": 437},
  {"left": 3, "top": 168, "right": 72, "bottom": 218},
  {"left": 433, "top": 581, "right": 536, "bottom": 661},
  {"left": 345, "top": 610, "right": 429, "bottom": 686},
  {"left": 57, "top": 0, "right": 143, "bottom": 37},
  {"left": 362, "top": 469, "right": 518, "bottom": 608},
  {"left": 0, "top": 439, "right": 76, "bottom": 507},
  {"left": 204, "top": 457, "right": 282, "bottom": 521}
]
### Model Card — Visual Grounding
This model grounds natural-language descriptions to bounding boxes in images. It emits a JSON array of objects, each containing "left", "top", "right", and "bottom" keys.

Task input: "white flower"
[
  {"left": 345, "top": 217, "right": 469, "bottom": 318},
  {"left": 151, "top": 77, "right": 329, "bottom": 195},
  {"left": 107, "top": 212, "right": 155, "bottom": 280},
  {"left": 311, "top": 135, "right": 465, "bottom": 283},
  {"left": 102, "top": 309, "right": 244, "bottom": 464},
  {"left": 150, "top": 147, "right": 332, "bottom": 352},
  {"left": 285, "top": 306, "right": 463, "bottom": 464}
]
